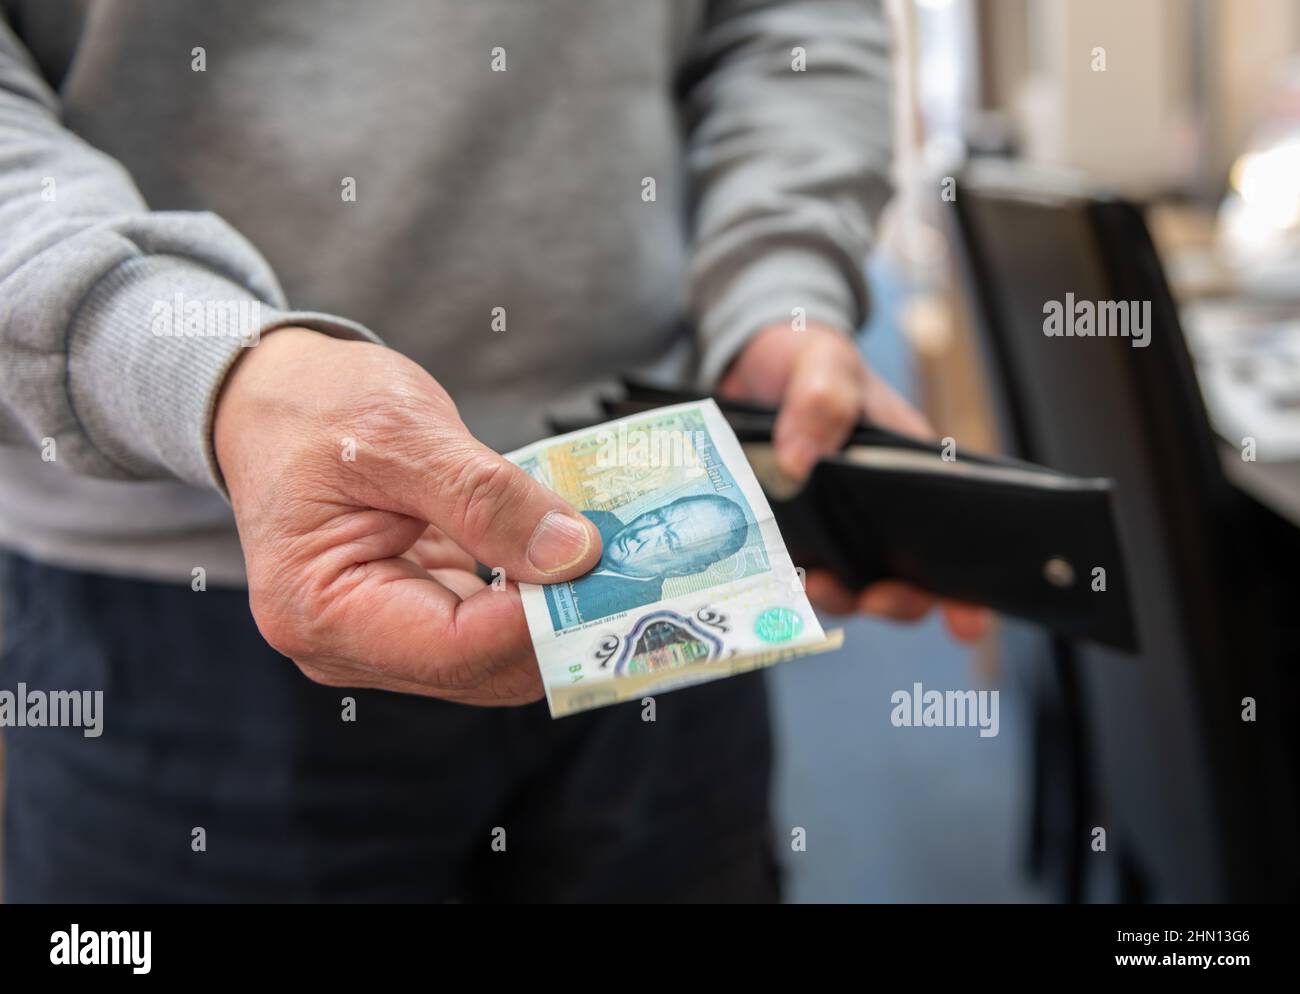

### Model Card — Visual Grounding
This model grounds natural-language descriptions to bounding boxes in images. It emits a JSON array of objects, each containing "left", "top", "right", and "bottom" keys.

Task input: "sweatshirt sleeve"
[
  {"left": 0, "top": 16, "right": 379, "bottom": 491},
  {"left": 679, "top": 0, "right": 894, "bottom": 387}
]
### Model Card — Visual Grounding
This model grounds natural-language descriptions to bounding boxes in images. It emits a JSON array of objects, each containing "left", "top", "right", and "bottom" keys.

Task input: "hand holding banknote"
[{"left": 213, "top": 328, "right": 602, "bottom": 704}]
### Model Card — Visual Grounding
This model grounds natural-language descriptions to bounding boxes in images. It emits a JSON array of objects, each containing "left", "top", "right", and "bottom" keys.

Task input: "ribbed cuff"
[
  {"left": 693, "top": 245, "right": 865, "bottom": 388},
  {"left": 67, "top": 255, "right": 380, "bottom": 491}
]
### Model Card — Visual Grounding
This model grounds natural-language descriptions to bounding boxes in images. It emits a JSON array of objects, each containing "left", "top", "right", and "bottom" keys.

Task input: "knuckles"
[
  {"left": 444, "top": 455, "right": 525, "bottom": 546},
  {"left": 795, "top": 375, "right": 861, "bottom": 428}
]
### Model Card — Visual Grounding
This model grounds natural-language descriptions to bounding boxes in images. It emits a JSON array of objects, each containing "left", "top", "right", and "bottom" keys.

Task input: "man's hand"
[
  {"left": 719, "top": 322, "right": 990, "bottom": 642},
  {"left": 214, "top": 328, "right": 602, "bottom": 704}
]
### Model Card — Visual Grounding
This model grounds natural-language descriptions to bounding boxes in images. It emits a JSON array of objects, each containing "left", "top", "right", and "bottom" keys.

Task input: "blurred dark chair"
[{"left": 949, "top": 163, "right": 1300, "bottom": 902}]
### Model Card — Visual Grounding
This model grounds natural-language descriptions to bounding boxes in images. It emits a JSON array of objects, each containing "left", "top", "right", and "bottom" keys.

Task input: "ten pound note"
[{"left": 506, "top": 399, "right": 843, "bottom": 718}]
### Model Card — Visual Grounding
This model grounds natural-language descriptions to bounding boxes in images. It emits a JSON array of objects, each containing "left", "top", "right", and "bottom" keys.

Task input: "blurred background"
[{"left": 772, "top": 0, "right": 1300, "bottom": 903}]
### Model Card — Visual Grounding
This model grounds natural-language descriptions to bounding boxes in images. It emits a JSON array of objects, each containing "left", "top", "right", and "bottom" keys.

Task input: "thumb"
[
  {"left": 400, "top": 432, "right": 602, "bottom": 586},
  {"left": 773, "top": 350, "right": 863, "bottom": 479}
]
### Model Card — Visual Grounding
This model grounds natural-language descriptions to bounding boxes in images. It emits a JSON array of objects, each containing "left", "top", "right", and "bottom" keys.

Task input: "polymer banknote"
[{"left": 505, "top": 399, "right": 840, "bottom": 717}]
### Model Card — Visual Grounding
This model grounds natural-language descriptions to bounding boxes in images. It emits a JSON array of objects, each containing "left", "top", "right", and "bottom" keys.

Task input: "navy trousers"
[{"left": 0, "top": 553, "right": 779, "bottom": 902}]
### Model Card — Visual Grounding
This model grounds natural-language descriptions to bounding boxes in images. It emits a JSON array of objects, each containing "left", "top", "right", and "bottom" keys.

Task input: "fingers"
[
  {"left": 859, "top": 582, "right": 991, "bottom": 643},
  {"left": 803, "top": 569, "right": 861, "bottom": 614},
  {"left": 402, "top": 525, "right": 478, "bottom": 573},
  {"left": 858, "top": 579, "right": 937, "bottom": 622},
  {"left": 429, "top": 567, "right": 489, "bottom": 599},
  {"left": 773, "top": 343, "right": 864, "bottom": 479},
  {"left": 860, "top": 365, "right": 935, "bottom": 441},
  {"left": 248, "top": 508, "right": 540, "bottom": 704},
  {"left": 809, "top": 574, "right": 990, "bottom": 646},
  {"left": 807, "top": 573, "right": 937, "bottom": 621},
  {"left": 392, "top": 432, "right": 602, "bottom": 586},
  {"left": 294, "top": 553, "right": 543, "bottom": 705},
  {"left": 941, "top": 601, "right": 991, "bottom": 643}
]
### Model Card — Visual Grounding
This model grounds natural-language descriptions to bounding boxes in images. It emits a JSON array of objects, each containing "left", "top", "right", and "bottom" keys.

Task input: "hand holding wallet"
[{"left": 549, "top": 379, "right": 1138, "bottom": 651}]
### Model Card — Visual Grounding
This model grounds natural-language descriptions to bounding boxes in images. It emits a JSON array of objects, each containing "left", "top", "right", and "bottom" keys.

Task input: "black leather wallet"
[{"left": 549, "top": 379, "right": 1138, "bottom": 651}]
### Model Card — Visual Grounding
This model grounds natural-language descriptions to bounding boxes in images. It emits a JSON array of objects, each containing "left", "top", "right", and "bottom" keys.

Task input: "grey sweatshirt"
[{"left": 0, "top": 0, "right": 892, "bottom": 586}]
